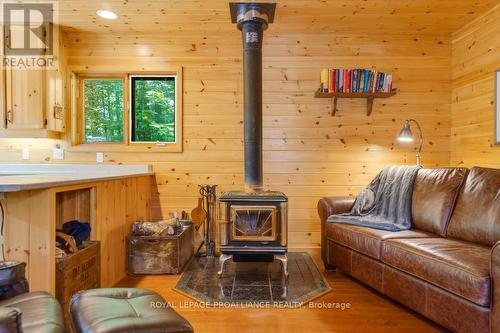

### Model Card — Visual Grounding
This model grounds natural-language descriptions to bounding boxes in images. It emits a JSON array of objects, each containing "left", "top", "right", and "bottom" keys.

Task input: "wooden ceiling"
[{"left": 57, "top": 0, "right": 499, "bottom": 36}]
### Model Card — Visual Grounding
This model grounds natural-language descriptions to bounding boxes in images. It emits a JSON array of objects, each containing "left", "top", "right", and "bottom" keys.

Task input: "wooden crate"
[
  {"left": 127, "top": 225, "right": 193, "bottom": 274},
  {"left": 56, "top": 241, "right": 100, "bottom": 329}
]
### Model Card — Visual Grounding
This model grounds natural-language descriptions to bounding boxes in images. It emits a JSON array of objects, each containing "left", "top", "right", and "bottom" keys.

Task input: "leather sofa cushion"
[
  {"left": 412, "top": 168, "right": 467, "bottom": 236},
  {"left": 383, "top": 264, "right": 490, "bottom": 333},
  {"left": 381, "top": 238, "right": 491, "bottom": 306},
  {"left": 447, "top": 167, "right": 500, "bottom": 246},
  {"left": 70, "top": 288, "right": 193, "bottom": 333},
  {"left": 0, "top": 291, "right": 64, "bottom": 333},
  {"left": 326, "top": 223, "right": 435, "bottom": 259}
]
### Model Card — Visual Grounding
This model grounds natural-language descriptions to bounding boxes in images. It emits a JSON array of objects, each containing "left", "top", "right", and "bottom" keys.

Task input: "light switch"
[
  {"left": 53, "top": 148, "right": 64, "bottom": 160},
  {"left": 22, "top": 148, "right": 30, "bottom": 160},
  {"left": 96, "top": 152, "right": 104, "bottom": 163}
]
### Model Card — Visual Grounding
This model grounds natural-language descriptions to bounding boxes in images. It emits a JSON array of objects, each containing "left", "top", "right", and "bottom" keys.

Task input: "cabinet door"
[
  {"left": 5, "top": 68, "right": 46, "bottom": 129},
  {"left": 4, "top": 24, "right": 47, "bottom": 129}
]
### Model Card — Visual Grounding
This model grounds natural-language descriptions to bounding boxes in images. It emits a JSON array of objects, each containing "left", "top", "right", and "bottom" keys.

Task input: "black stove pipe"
[
  {"left": 230, "top": 2, "right": 276, "bottom": 192},
  {"left": 241, "top": 21, "right": 264, "bottom": 191}
]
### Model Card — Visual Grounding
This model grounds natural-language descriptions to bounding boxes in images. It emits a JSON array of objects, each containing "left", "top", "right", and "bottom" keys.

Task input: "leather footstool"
[{"left": 69, "top": 288, "right": 193, "bottom": 333}]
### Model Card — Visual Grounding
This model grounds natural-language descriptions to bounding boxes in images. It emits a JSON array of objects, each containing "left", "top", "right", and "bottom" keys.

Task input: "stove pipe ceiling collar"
[
  {"left": 230, "top": 2, "right": 276, "bottom": 29},
  {"left": 229, "top": 2, "right": 276, "bottom": 192}
]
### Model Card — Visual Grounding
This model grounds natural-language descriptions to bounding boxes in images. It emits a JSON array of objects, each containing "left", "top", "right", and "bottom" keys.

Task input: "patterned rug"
[{"left": 175, "top": 252, "right": 330, "bottom": 305}]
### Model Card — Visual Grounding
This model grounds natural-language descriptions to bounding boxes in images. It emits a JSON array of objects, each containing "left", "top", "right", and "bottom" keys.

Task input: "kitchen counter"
[
  {"left": 0, "top": 164, "right": 153, "bottom": 192},
  {"left": 1, "top": 164, "right": 154, "bottom": 293}
]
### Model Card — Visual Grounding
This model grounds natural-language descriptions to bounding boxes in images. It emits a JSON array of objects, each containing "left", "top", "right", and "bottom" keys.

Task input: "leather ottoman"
[{"left": 69, "top": 288, "right": 193, "bottom": 333}]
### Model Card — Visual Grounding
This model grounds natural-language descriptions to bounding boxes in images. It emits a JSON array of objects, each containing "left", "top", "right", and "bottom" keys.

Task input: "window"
[
  {"left": 130, "top": 76, "right": 176, "bottom": 143},
  {"left": 73, "top": 70, "right": 182, "bottom": 152},
  {"left": 83, "top": 79, "right": 124, "bottom": 143}
]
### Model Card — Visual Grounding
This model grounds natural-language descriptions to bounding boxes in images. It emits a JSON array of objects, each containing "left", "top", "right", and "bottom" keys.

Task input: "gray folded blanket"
[{"left": 327, "top": 165, "right": 421, "bottom": 231}]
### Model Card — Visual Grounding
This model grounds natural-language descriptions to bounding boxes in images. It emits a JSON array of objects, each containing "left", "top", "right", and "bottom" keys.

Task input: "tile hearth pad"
[{"left": 175, "top": 252, "right": 330, "bottom": 305}]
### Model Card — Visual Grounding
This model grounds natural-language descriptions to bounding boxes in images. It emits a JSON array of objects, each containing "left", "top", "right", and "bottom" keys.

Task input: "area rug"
[{"left": 175, "top": 252, "right": 330, "bottom": 305}]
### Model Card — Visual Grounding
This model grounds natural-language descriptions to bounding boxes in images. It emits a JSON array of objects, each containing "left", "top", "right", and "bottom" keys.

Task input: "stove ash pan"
[{"left": 218, "top": 191, "right": 288, "bottom": 255}]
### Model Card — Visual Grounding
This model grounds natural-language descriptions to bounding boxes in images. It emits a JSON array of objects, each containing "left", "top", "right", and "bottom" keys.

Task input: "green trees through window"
[
  {"left": 131, "top": 77, "right": 176, "bottom": 143},
  {"left": 83, "top": 79, "right": 124, "bottom": 143},
  {"left": 82, "top": 76, "right": 176, "bottom": 144}
]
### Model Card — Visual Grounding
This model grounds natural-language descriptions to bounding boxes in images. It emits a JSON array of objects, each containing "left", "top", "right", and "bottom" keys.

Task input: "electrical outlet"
[
  {"left": 96, "top": 152, "right": 104, "bottom": 163},
  {"left": 53, "top": 148, "right": 64, "bottom": 160},
  {"left": 22, "top": 148, "right": 30, "bottom": 160}
]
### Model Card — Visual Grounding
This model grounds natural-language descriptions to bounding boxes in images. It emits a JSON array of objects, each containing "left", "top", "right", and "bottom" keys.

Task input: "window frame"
[
  {"left": 70, "top": 69, "right": 183, "bottom": 153},
  {"left": 129, "top": 74, "right": 178, "bottom": 145}
]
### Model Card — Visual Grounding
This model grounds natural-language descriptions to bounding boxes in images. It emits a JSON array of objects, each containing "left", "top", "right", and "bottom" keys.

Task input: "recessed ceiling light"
[{"left": 96, "top": 10, "right": 118, "bottom": 20}]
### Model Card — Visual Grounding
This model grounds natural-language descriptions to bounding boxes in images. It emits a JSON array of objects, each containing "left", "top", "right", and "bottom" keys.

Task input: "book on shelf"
[{"left": 319, "top": 68, "right": 393, "bottom": 94}]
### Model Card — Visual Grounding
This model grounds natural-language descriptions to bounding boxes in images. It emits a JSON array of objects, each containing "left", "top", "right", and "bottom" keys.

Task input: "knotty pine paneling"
[
  {"left": 0, "top": 27, "right": 453, "bottom": 247},
  {"left": 451, "top": 5, "right": 500, "bottom": 168},
  {"left": 55, "top": 0, "right": 497, "bottom": 35}
]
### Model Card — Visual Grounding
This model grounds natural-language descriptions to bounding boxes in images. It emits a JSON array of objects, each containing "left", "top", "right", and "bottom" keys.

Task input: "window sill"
[{"left": 68, "top": 142, "right": 183, "bottom": 153}]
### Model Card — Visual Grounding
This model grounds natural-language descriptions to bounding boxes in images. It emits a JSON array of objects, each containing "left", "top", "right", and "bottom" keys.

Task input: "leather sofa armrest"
[
  {"left": 318, "top": 196, "right": 355, "bottom": 264},
  {"left": 0, "top": 307, "right": 21, "bottom": 333},
  {"left": 491, "top": 240, "right": 500, "bottom": 333}
]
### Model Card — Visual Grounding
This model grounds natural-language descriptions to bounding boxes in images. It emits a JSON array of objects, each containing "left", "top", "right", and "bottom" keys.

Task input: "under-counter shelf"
[{"left": 56, "top": 187, "right": 95, "bottom": 233}]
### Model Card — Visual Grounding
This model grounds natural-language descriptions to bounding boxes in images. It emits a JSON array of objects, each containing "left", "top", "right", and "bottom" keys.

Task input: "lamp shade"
[{"left": 397, "top": 121, "right": 414, "bottom": 142}]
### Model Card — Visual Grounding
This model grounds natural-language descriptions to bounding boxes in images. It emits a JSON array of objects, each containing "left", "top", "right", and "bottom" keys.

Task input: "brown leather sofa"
[{"left": 318, "top": 167, "right": 500, "bottom": 333}]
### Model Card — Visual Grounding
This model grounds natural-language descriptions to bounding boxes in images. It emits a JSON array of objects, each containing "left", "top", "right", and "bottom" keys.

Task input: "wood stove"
[
  {"left": 218, "top": 2, "right": 288, "bottom": 277},
  {"left": 218, "top": 191, "right": 288, "bottom": 275}
]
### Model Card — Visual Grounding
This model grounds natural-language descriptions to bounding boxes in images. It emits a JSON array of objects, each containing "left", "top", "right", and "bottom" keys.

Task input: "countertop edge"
[{"left": 0, "top": 172, "right": 155, "bottom": 192}]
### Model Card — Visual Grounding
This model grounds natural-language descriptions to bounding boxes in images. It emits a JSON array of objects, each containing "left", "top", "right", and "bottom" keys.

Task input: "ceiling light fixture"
[{"left": 96, "top": 9, "right": 118, "bottom": 20}]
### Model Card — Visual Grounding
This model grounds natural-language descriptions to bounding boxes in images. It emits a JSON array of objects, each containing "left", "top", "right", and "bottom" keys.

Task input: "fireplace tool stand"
[
  {"left": 194, "top": 185, "right": 217, "bottom": 257},
  {"left": 217, "top": 254, "right": 289, "bottom": 278}
]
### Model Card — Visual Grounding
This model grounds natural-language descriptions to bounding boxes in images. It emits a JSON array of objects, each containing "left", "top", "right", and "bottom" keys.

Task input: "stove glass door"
[{"left": 230, "top": 205, "right": 277, "bottom": 241}]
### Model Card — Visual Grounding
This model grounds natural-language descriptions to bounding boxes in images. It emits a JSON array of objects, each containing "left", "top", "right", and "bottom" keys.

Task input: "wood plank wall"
[
  {"left": 0, "top": 29, "right": 452, "bottom": 247},
  {"left": 451, "top": 5, "right": 500, "bottom": 168}
]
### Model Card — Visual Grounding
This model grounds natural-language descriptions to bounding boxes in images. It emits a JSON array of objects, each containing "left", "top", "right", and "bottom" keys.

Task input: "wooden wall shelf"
[{"left": 314, "top": 90, "right": 397, "bottom": 116}]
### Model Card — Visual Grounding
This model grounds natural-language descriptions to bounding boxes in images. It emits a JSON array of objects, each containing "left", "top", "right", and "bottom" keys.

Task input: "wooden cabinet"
[
  {"left": 0, "top": 25, "right": 65, "bottom": 138},
  {"left": 2, "top": 68, "right": 65, "bottom": 137}
]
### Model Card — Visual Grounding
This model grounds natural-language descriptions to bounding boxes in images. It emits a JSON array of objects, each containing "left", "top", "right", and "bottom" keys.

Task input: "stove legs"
[
  {"left": 274, "top": 254, "right": 289, "bottom": 277},
  {"left": 217, "top": 254, "right": 233, "bottom": 277},
  {"left": 218, "top": 253, "right": 289, "bottom": 278}
]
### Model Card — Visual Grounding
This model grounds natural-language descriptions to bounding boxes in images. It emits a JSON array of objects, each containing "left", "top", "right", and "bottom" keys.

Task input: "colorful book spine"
[
  {"left": 335, "top": 69, "right": 339, "bottom": 93},
  {"left": 362, "top": 69, "right": 366, "bottom": 91},
  {"left": 378, "top": 73, "right": 385, "bottom": 92},
  {"left": 338, "top": 69, "right": 343, "bottom": 92},
  {"left": 363, "top": 69, "right": 370, "bottom": 93},
  {"left": 342, "top": 69, "right": 346, "bottom": 93},
  {"left": 386, "top": 74, "right": 393, "bottom": 92},
  {"left": 320, "top": 69, "right": 329, "bottom": 92},
  {"left": 346, "top": 69, "right": 352, "bottom": 93},
  {"left": 372, "top": 71, "right": 376, "bottom": 92}
]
